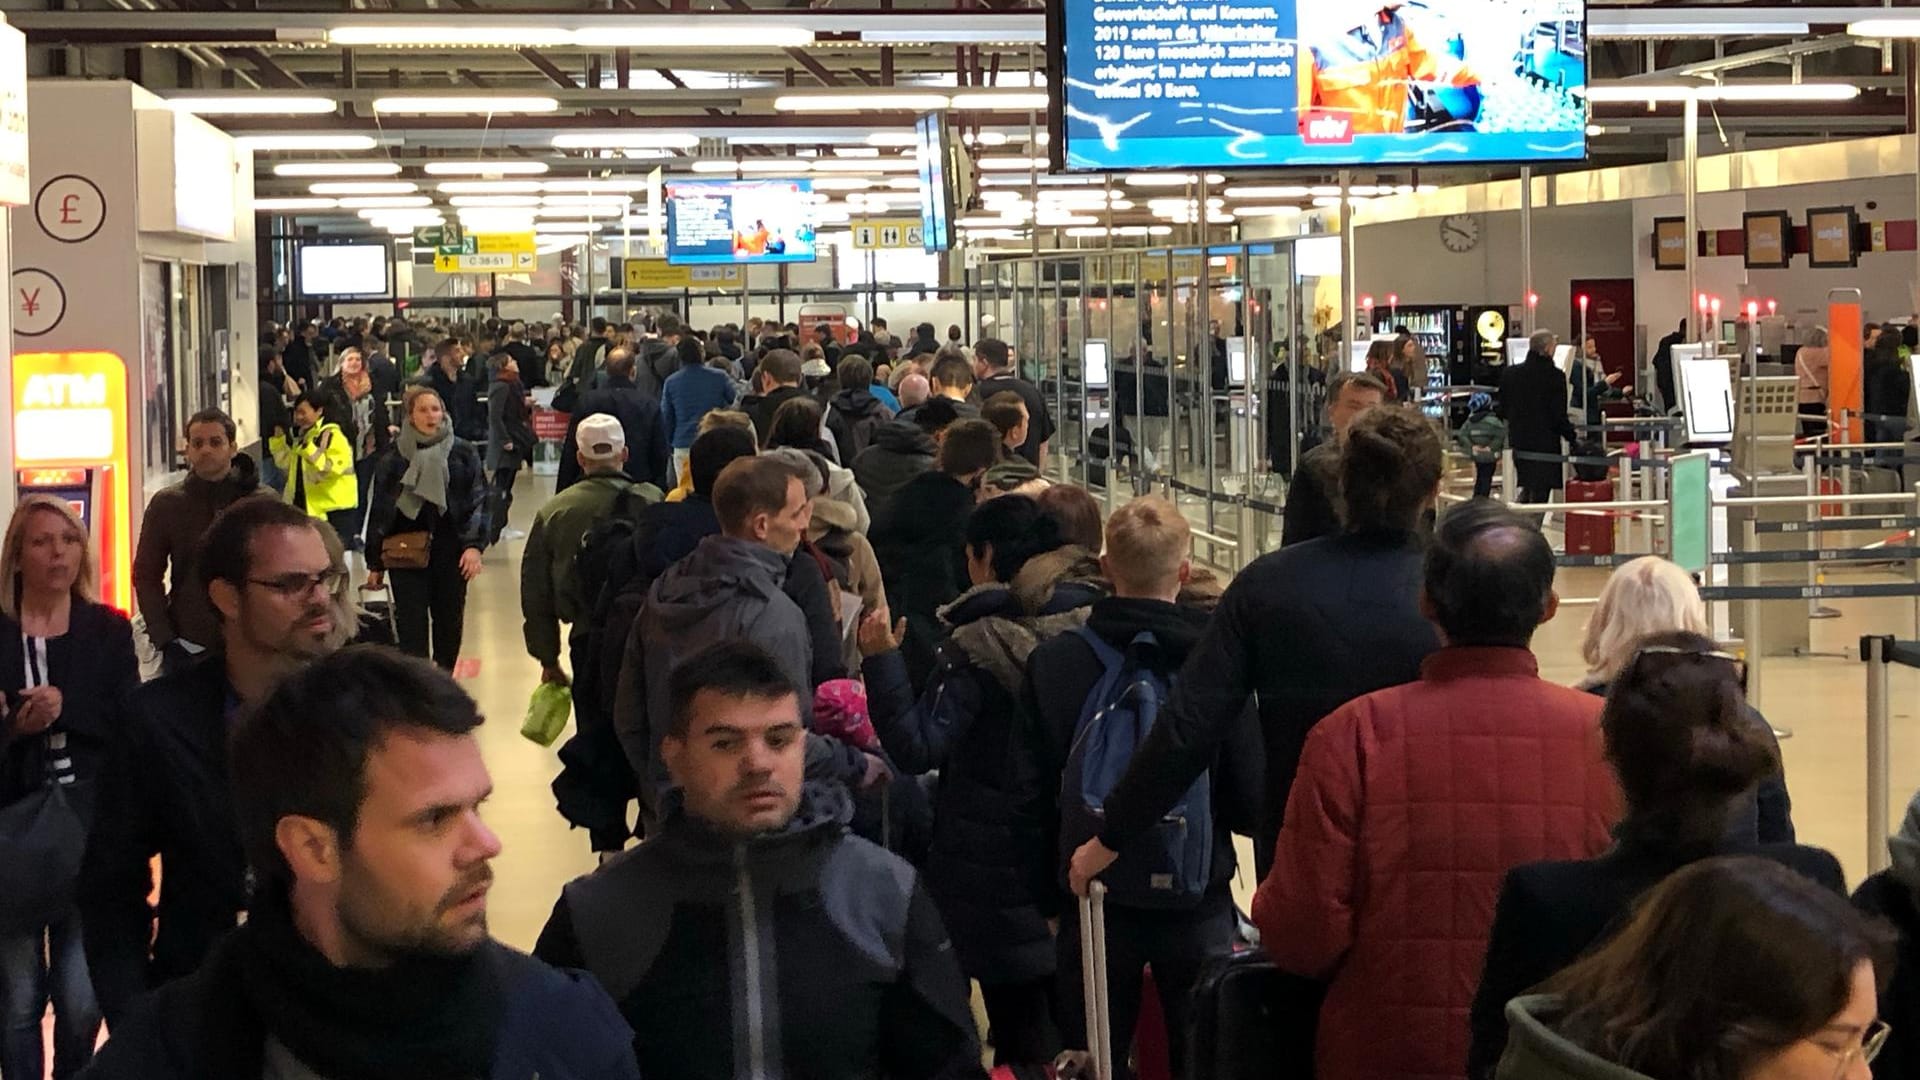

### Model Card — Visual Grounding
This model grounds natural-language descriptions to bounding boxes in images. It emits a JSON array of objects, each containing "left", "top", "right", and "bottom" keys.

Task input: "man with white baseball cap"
[{"left": 521, "top": 413, "right": 662, "bottom": 691}]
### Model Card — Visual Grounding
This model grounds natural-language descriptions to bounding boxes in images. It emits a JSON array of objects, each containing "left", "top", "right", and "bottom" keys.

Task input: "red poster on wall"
[{"left": 1570, "top": 278, "right": 1636, "bottom": 383}]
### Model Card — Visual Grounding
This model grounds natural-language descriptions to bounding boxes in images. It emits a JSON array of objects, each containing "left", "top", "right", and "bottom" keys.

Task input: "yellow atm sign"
[{"left": 624, "top": 259, "right": 744, "bottom": 291}]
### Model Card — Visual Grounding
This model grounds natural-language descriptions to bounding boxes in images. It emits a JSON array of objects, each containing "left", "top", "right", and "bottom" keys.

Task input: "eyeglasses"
[
  {"left": 248, "top": 569, "right": 345, "bottom": 599},
  {"left": 1827, "top": 1019, "right": 1890, "bottom": 1079}
]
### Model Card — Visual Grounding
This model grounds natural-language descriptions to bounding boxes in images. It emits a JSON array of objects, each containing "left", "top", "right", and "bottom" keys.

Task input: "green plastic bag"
[{"left": 520, "top": 681, "right": 572, "bottom": 748}]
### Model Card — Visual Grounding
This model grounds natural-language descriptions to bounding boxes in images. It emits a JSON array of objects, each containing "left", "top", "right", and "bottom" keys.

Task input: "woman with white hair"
[{"left": 1580, "top": 555, "right": 1795, "bottom": 844}]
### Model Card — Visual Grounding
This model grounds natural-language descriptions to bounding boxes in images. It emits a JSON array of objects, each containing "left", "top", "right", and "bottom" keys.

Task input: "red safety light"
[
  {"left": 1387, "top": 293, "right": 1399, "bottom": 307},
  {"left": 1527, "top": 292, "right": 1539, "bottom": 308},
  {"left": 1577, "top": 294, "right": 1590, "bottom": 310},
  {"left": 1767, "top": 299, "right": 1778, "bottom": 316},
  {"left": 1360, "top": 294, "right": 1374, "bottom": 309},
  {"left": 1746, "top": 301, "right": 1759, "bottom": 319},
  {"left": 1698, "top": 293, "right": 1711, "bottom": 311}
]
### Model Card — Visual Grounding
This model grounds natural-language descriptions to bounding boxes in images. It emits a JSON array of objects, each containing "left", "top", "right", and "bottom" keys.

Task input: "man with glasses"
[{"left": 79, "top": 495, "right": 341, "bottom": 1026}]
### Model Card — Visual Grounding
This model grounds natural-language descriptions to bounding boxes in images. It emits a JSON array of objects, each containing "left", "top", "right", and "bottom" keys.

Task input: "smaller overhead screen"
[
  {"left": 666, "top": 178, "right": 818, "bottom": 265},
  {"left": 1807, "top": 206, "right": 1859, "bottom": 269},
  {"left": 298, "top": 243, "right": 389, "bottom": 298},
  {"left": 916, "top": 113, "right": 956, "bottom": 253},
  {"left": 1050, "top": 0, "right": 1588, "bottom": 171}
]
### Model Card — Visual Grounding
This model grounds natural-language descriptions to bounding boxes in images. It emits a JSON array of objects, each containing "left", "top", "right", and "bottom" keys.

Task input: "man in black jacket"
[
  {"left": 852, "top": 398, "right": 949, "bottom": 523},
  {"left": 1026, "top": 497, "right": 1260, "bottom": 1077},
  {"left": 744, "top": 349, "right": 854, "bottom": 457},
  {"left": 557, "top": 347, "right": 671, "bottom": 492},
  {"left": 1069, "top": 406, "right": 1445, "bottom": 888},
  {"left": 84, "top": 647, "right": 638, "bottom": 1079},
  {"left": 537, "top": 641, "right": 982, "bottom": 1079},
  {"left": 1499, "top": 329, "right": 1578, "bottom": 507},
  {"left": 973, "top": 337, "right": 1055, "bottom": 468},
  {"left": 869, "top": 418, "right": 1002, "bottom": 690},
  {"left": 80, "top": 496, "right": 341, "bottom": 1026},
  {"left": 1281, "top": 370, "right": 1388, "bottom": 547}
]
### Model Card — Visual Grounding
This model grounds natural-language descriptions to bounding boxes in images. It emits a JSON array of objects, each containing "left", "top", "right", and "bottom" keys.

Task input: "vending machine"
[
  {"left": 1371, "top": 304, "right": 1516, "bottom": 422},
  {"left": 11, "top": 351, "right": 134, "bottom": 612}
]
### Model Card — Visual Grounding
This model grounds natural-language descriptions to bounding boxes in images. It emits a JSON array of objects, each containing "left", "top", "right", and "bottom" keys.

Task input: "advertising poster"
[
  {"left": 1055, "top": 0, "right": 1587, "bottom": 170},
  {"left": 666, "top": 179, "right": 818, "bottom": 266}
]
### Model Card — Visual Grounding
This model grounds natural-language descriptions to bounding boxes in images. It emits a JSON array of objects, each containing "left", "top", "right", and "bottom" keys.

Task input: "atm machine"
[{"left": 11, "top": 351, "right": 135, "bottom": 613}]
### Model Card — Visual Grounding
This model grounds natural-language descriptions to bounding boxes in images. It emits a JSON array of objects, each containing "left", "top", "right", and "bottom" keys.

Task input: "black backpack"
[{"left": 574, "top": 483, "right": 655, "bottom": 628}]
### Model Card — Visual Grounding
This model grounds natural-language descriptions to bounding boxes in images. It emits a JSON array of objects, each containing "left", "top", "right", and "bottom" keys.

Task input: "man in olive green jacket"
[{"left": 520, "top": 414, "right": 661, "bottom": 683}]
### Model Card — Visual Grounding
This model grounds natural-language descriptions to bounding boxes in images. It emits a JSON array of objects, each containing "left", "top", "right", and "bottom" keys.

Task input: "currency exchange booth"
[{"left": 11, "top": 351, "right": 134, "bottom": 612}]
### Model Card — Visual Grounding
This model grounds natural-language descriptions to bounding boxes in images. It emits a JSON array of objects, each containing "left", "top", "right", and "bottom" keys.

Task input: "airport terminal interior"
[{"left": 16, "top": 1, "right": 1920, "bottom": 1076}]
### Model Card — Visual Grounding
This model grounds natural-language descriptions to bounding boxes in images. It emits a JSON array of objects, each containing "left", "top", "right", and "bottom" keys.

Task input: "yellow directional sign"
[
  {"left": 472, "top": 231, "right": 535, "bottom": 256},
  {"left": 624, "top": 259, "right": 744, "bottom": 291},
  {"left": 851, "top": 218, "right": 925, "bottom": 250},
  {"left": 433, "top": 250, "right": 537, "bottom": 273}
]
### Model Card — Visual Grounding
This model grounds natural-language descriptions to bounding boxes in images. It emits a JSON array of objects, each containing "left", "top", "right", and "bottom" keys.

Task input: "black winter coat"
[
  {"left": 1469, "top": 839, "right": 1845, "bottom": 1079},
  {"left": 869, "top": 471, "right": 977, "bottom": 692},
  {"left": 486, "top": 377, "right": 536, "bottom": 472},
  {"left": 558, "top": 375, "right": 672, "bottom": 492},
  {"left": 86, "top": 930, "right": 637, "bottom": 1080},
  {"left": 78, "top": 657, "right": 248, "bottom": 1027},
  {"left": 419, "top": 362, "right": 488, "bottom": 443},
  {"left": 1499, "top": 354, "right": 1577, "bottom": 493},
  {"left": 1854, "top": 870, "right": 1920, "bottom": 1080},
  {"left": 830, "top": 387, "right": 895, "bottom": 462},
  {"left": 851, "top": 421, "right": 936, "bottom": 524},
  {"left": 362, "top": 436, "right": 491, "bottom": 573},
  {"left": 1281, "top": 440, "right": 1340, "bottom": 547},
  {"left": 1022, "top": 595, "right": 1264, "bottom": 914},
  {"left": 0, "top": 601, "right": 139, "bottom": 808},
  {"left": 745, "top": 385, "right": 855, "bottom": 460},
  {"left": 1097, "top": 529, "right": 1441, "bottom": 875},
  {"left": 535, "top": 785, "right": 981, "bottom": 1080},
  {"left": 862, "top": 556, "right": 1105, "bottom": 983}
]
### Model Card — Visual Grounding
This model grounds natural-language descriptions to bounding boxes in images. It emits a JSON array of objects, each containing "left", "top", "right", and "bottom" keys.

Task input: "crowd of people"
[{"left": 0, "top": 303, "right": 1911, "bottom": 1080}]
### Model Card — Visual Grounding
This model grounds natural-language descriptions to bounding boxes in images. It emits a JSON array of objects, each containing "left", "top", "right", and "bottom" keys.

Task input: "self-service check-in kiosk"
[{"left": 11, "top": 351, "right": 133, "bottom": 612}]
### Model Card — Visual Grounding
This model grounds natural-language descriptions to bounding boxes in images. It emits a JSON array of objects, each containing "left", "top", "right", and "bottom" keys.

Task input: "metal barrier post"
[
  {"left": 1864, "top": 635, "right": 1893, "bottom": 875},
  {"left": 1743, "top": 515, "right": 1764, "bottom": 712},
  {"left": 1912, "top": 485, "right": 1920, "bottom": 640},
  {"left": 1501, "top": 448, "right": 1516, "bottom": 505}
]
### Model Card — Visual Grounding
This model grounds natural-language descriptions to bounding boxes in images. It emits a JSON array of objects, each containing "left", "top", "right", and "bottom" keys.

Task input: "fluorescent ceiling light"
[
  {"left": 864, "top": 132, "right": 917, "bottom": 147},
  {"left": 357, "top": 208, "right": 442, "bottom": 221},
  {"left": 813, "top": 177, "right": 873, "bottom": 191},
  {"left": 540, "top": 195, "right": 632, "bottom": 207},
  {"left": 1224, "top": 185, "right": 1310, "bottom": 199},
  {"left": 437, "top": 180, "right": 545, "bottom": 194},
  {"left": 885, "top": 178, "right": 923, "bottom": 191},
  {"left": 1127, "top": 173, "right": 1198, "bottom": 188},
  {"left": 423, "top": 160, "right": 549, "bottom": 176},
  {"left": 813, "top": 157, "right": 919, "bottom": 173},
  {"left": 238, "top": 135, "right": 378, "bottom": 152},
  {"left": 449, "top": 195, "right": 542, "bottom": 207},
  {"left": 169, "top": 96, "right": 336, "bottom": 115},
  {"left": 691, "top": 159, "right": 806, "bottom": 174},
  {"left": 833, "top": 147, "right": 881, "bottom": 158},
  {"left": 958, "top": 215, "right": 1020, "bottom": 228},
  {"left": 980, "top": 174, "right": 1098, "bottom": 187},
  {"left": 272, "top": 162, "right": 401, "bottom": 178},
  {"left": 1148, "top": 225, "right": 1173, "bottom": 236},
  {"left": 950, "top": 92, "right": 1050, "bottom": 111},
  {"left": 372, "top": 96, "right": 560, "bottom": 115},
  {"left": 577, "top": 26, "right": 812, "bottom": 47},
  {"left": 255, "top": 197, "right": 339, "bottom": 211},
  {"left": 308, "top": 181, "right": 418, "bottom": 195},
  {"left": 1591, "top": 20, "right": 1806, "bottom": 39},
  {"left": 775, "top": 93, "right": 950, "bottom": 112},
  {"left": 537, "top": 209, "right": 623, "bottom": 221},
  {"left": 541, "top": 179, "right": 649, "bottom": 193},
  {"left": 552, "top": 132, "right": 700, "bottom": 150},
  {"left": 1064, "top": 227, "right": 1109, "bottom": 238},
  {"left": 865, "top": 27, "right": 1044, "bottom": 43},
  {"left": 1232, "top": 206, "right": 1300, "bottom": 217},
  {"left": 1852, "top": 18, "right": 1920, "bottom": 37},
  {"left": 338, "top": 195, "right": 433, "bottom": 209},
  {"left": 329, "top": 26, "right": 575, "bottom": 47},
  {"left": 976, "top": 156, "right": 1051, "bottom": 171},
  {"left": 1035, "top": 213, "right": 1099, "bottom": 226}
]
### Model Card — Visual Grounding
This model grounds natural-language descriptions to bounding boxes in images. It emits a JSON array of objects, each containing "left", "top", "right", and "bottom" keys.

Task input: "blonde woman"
[
  {"left": 0, "top": 496, "right": 138, "bottom": 1079},
  {"left": 1581, "top": 555, "right": 1794, "bottom": 843}
]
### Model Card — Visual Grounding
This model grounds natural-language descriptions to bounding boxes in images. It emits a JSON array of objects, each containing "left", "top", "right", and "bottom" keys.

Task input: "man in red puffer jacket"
[{"left": 1254, "top": 500, "right": 1621, "bottom": 1080}]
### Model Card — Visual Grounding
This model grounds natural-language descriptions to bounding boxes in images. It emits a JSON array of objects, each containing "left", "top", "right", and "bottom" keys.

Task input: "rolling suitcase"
[
  {"left": 1564, "top": 478, "right": 1615, "bottom": 556},
  {"left": 1184, "top": 947, "right": 1323, "bottom": 1080},
  {"left": 1080, "top": 883, "right": 1117, "bottom": 1080}
]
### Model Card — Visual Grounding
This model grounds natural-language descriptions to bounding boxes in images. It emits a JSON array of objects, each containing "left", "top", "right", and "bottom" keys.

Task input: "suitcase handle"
[{"left": 1079, "top": 882, "right": 1113, "bottom": 1080}]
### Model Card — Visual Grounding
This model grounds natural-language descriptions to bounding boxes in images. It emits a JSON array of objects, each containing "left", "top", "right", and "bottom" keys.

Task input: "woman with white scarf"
[{"left": 362, "top": 387, "right": 490, "bottom": 670}]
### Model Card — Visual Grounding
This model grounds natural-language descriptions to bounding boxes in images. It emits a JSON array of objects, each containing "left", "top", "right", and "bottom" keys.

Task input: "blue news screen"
[
  {"left": 1053, "top": 0, "right": 1588, "bottom": 170},
  {"left": 665, "top": 179, "right": 819, "bottom": 265}
]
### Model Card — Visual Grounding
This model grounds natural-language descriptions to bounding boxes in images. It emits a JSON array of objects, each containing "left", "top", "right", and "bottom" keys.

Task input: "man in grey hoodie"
[{"left": 613, "top": 454, "right": 872, "bottom": 834}]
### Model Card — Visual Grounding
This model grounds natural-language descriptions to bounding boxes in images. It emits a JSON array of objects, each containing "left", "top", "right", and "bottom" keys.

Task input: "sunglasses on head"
[{"left": 1632, "top": 644, "right": 1749, "bottom": 690}]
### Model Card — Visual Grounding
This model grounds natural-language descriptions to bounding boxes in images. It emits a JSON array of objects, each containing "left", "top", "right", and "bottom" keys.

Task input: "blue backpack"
[{"left": 1059, "top": 625, "right": 1213, "bottom": 908}]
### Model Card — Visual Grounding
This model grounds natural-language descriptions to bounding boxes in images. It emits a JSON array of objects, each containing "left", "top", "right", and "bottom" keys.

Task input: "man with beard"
[
  {"left": 536, "top": 640, "right": 982, "bottom": 1079},
  {"left": 82, "top": 647, "right": 638, "bottom": 1078},
  {"left": 79, "top": 496, "right": 343, "bottom": 1026}
]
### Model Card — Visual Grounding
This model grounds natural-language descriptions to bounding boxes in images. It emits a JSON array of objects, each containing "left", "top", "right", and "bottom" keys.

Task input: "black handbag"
[
  {"left": 0, "top": 741, "right": 90, "bottom": 935},
  {"left": 1186, "top": 946, "right": 1324, "bottom": 1080}
]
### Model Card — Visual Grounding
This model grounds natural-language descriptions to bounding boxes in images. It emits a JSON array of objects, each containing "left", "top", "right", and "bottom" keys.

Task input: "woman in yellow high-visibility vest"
[{"left": 269, "top": 390, "right": 359, "bottom": 543}]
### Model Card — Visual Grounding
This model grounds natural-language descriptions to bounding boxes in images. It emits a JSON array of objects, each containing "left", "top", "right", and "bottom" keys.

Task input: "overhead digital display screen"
[
  {"left": 665, "top": 178, "right": 818, "bottom": 265},
  {"left": 297, "top": 243, "right": 389, "bottom": 298},
  {"left": 916, "top": 114, "right": 955, "bottom": 253},
  {"left": 1050, "top": 0, "right": 1588, "bottom": 170}
]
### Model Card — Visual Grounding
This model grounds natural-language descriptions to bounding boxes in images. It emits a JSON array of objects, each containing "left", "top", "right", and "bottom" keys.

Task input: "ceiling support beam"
[
  {"left": 229, "top": 46, "right": 303, "bottom": 88},
  {"left": 784, "top": 47, "right": 842, "bottom": 88},
  {"left": 517, "top": 47, "right": 581, "bottom": 90}
]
